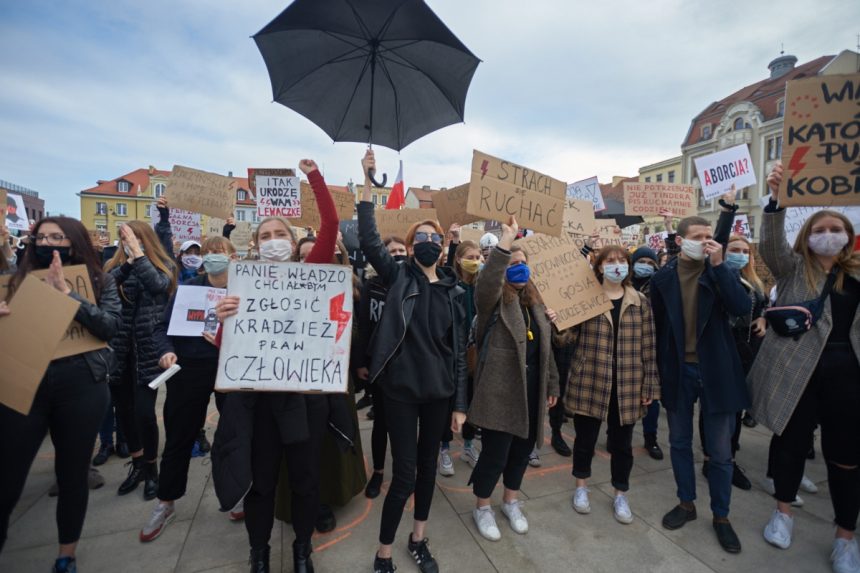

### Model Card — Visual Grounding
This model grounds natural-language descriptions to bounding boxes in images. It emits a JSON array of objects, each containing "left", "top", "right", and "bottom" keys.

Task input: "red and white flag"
[{"left": 385, "top": 160, "right": 405, "bottom": 210}]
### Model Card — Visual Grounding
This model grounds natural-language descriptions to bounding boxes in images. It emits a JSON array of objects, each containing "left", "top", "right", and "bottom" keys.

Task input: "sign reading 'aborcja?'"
[{"left": 215, "top": 262, "right": 352, "bottom": 393}]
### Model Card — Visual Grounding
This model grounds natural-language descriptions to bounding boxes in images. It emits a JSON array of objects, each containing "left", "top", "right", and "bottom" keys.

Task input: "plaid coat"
[
  {"left": 748, "top": 209, "right": 860, "bottom": 436},
  {"left": 564, "top": 286, "right": 661, "bottom": 426}
]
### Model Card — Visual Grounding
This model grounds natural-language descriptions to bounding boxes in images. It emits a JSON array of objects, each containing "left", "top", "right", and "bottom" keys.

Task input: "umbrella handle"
[{"left": 367, "top": 168, "right": 387, "bottom": 188}]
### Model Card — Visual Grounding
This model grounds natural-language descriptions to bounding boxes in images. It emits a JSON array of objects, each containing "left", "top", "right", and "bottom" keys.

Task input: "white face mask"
[
  {"left": 681, "top": 239, "right": 705, "bottom": 261},
  {"left": 258, "top": 239, "right": 293, "bottom": 262},
  {"left": 807, "top": 232, "right": 849, "bottom": 257}
]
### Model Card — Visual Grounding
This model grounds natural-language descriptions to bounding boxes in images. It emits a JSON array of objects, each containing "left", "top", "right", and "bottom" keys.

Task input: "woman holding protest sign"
[
  {"left": 749, "top": 162, "right": 860, "bottom": 571},
  {"left": 0, "top": 217, "right": 121, "bottom": 573},
  {"left": 211, "top": 159, "right": 346, "bottom": 573},
  {"left": 563, "top": 244, "right": 660, "bottom": 525},
  {"left": 137, "top": 235, "right": 239, "bottom": 542},
  {"left": 104, "top": 221, "right": 177, "bottom": 501},
  {"left": 466, "top": 216, "right": 559, "bottom": 541},
  {"left": 359, "top": 149, "right": 468, "bottom": 573}
]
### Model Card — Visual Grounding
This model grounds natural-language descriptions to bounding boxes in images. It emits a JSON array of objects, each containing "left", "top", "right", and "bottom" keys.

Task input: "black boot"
[
  {"left": 197, "top": 429, "right": 211, "bottom": 453},
  {"left": 315, "top": 504, "right": 336, "bottom": 533},
  {"left": 92, "top": 443, "right": 114, "bottom": 466},
  {"left": 116, "top": 442, "right": 130, "bottom": 458},
  {"left": 248, "top": 546, "right": 270, "bottom": 573},
  {"left": 117, "top": 457, "right": 145, "bottom": 495},
  {"left": 143, "top": 462, "right": 159, "bottom": 501},
  {"left": 293, "top": 540, "right": 314, "bottom": 573},
  {"left": 551, "top": 429, "right": 572, "bottom": 457},
  {"left": 644, "top": 433, "right": 664, "bottom": 461}
]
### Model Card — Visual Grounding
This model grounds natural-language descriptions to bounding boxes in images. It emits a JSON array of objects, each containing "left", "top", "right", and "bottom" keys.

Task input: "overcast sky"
[{"left": 1, "top": 0, "right": 857, "bottom": 217}]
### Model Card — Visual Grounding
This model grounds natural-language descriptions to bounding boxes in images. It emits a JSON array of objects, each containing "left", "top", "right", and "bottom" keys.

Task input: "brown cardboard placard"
[
  {"left": 432, "top": 184, "right": 480, "bottom": 230},
  {"left": 0, "top": 274, "right": 81, "bottom": 414},
  {"left": 779, "top": 73, "right": 860, "bottom": 206},
  {"left": 459, "top": 226, "right": 484, "bottom": 245},
  {"left": 373, "top": 208, "right": 439, "bottom": 240},
  {"left": 563, "top": 197, "right": 597, "bottom": 237},
  {"left": 622, "top": 182, "right": 698, "bottom": 217},
  {"left": 286, "top": 183, "right": 355, "bottom": 230},
  {"left": 519, "top": 233, "right": 612, "bottom": 331},
  {"left": 206, "top": 217, "right": 226, "bottom": 238},
  {"left": 167, "top": 165, "right": 237, "bottom": 220},
  {"left": 229, "top": 221, "right": 253, "bottom": 250},
  {"left": 0, "top": 265, "right": 107, "bottom": 358},
  {"left": 466, "top": 150, "right": 566, "bottom": 236}
]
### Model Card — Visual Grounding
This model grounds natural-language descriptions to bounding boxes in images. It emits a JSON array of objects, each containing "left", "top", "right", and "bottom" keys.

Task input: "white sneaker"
[
  {"left": 462, "top": 443, "right": 480, "bottom": 468},
  {"left": 438, "top": 448, "right": 455, "bottom": 477},
  {"left": 473, "top": 506, "right": 501, "bottom": 541},
  {"left": 572, "top": 486, "right": 590, "bottom": 514},
  {"left": 761, "top": 477, "right": 804, "bottom": 506},
  {"left": 501, "top": 500, "right": 528, "bottom": 534},
  {"left": 613, "top": 494, "right": 633, "bottom": 524},
  {"left": 763, "top": 510, "right": 794, "bottom": 549},
  {"left": 799, "top": 474, "right": 819, "bottom": 494},
  {"left": 831, "top": 538, "right": 860, "bottom": 573},
  {"left": 140, "top": 502, "right": 175, "bottom": 542},
  {"left": 528, "top": 448, "right": 541, "bottom": 468}
]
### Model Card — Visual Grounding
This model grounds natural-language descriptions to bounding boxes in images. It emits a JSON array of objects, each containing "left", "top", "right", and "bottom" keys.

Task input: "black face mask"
[
  {"left": 412, "top": 241, "right": 442, "bottom": 267},
  {"left": 34, "top": 245, "right": 72, "bottom": 268},
  {"left": 393, "top": 254, "right": 408, "bottom": 263}
]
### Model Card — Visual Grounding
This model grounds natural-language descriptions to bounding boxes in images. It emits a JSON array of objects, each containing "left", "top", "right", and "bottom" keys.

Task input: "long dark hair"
[{"left": 7, "top": 217, "right": 107, "bottom": 302}]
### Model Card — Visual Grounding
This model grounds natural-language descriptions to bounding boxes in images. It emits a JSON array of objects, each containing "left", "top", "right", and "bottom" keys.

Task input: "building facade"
[{"left": 638, "top": 156, "right": 682, "bottom": 185}]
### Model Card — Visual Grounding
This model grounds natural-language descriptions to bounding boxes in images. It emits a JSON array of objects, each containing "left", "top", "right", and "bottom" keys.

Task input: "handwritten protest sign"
[
  {"left": 215, "top": 262, "right": 352, "bottom": 393},
  {"left": 0, "top": 265, "right": 107, "bottom": 358},
  {"left": 374, "top": 208, "right": 438, "bottom": 239},
  {"left": 566, "top": 176, "right": 606, "bottom": 212},
  {"left": 0, "top": 275, "right": 81, "bottom": 414},
  {"left": 563, "top": 197, "right": 597, "bottom": 237},
  {"left": 5, "top": 192, "right": 28, "bottom": 231},
  {"left": 167, "top": 165, "right": 237, "bottom": 220},
  {"left": 459, "top": 226, "right": 484, "bottom": 245},
  {"left": 730, "top": 214, "right": 751, "bottom": 239},
  {"left": 255, "top": 172, "right": 302, "bottom": 219},
  {"left": 519, "top": 234, "right": 612, "bottom": 330},
  {"left": 621, "top": 224, "right": 642, "bottom": 243},
  {"left": 592, "top": 219, "right": 624, "bottom": 248},
  {"left": 622, "top": 182, "right": 697, "bottom": 217},
  {"left": 151, "top": 205, "right": 201, "bottom": 242},
  {"left": 432, "top": 184, "right": 480, "bottom": 230},
  {"left": 694, "top": 144, "right": 757, "bottom": 200},
  {"left": 229, "top": 221, "right": 253, "bottom": 250},
  {"left": 645, "top": 232, "right": 669, "bottom": 251},
  {"left": 466, "top": 150, "right": 565, "bottom": 236},
  {"left": 287, "top": 183, "right": 354, "bottom": 230},
  {"left": 167, "top": 285, "right": 227, "bottom": 337},
  {"left": 779, "top": 73, "right": 860, "bottom": 206},
  {"left": 207, "top": 217, "right": 226, "bottom": 238}
]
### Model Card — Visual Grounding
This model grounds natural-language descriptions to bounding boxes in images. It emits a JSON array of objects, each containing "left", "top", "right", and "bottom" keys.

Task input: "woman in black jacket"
[
  {"left": 104, "top": 220, "right": 177, "bottom": 501},
  {"left": 0, "top": 217, "right": 122, "bottom": 573},
  {"left": 359, "top": 150, "right": 468, "bottom": 573}
]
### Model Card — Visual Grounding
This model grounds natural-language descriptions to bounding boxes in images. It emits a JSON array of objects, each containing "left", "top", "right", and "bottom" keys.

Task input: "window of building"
[
  {"left": 116, "top": 203, "right": 127, "bottom": 216},
  {"left": 382, "top": 194, "right": 388, "bottom": 205},
  {"left": 767, "top": 135, "right": 783, "bottom": 160},
  {"left": 644, "top": 176, "right": 651, "bottom": 183},
  {"left": 96, "top": 223, "right": 107, "bottom": 234},
  {"left": 252, "top": 211, "right": 260, "bottom": 223},
  {"left": 733, "top": 117, "right": 745, "bottom": 130},
  {"left": 236, "top": 210, "right": 246, "bottom": 222},
  {"left": 96, "top": 202, "right": 107, "bottom": 215},
  {"left": 117, "top": 181, "right": 130, "bottom": 193},
  {"left": 372, "top": 194, "right": 378, "bottom": 205},
  {"left": 777, "top": 99, "right": 785, "bottom": 117},
  {"left": 668, "top": 170, "right": 675, "bottom": 183},
  {"left": 702, "top": 125, "right": 712, "bottom": 139},
  {"left": 145, "top": 205, "right": 153, "bottom": 218},
  {"left": 747, "top": 215, "right": 755, "bottom": 238},
  {"left": 656, "top": 174, "right": 663, "bottom": 183},
  {"left": 154, "top": 183, "right": 165, "bottom": 198},
  {"left": 238, "top": 189, "right": 247, "bottom": 201}
]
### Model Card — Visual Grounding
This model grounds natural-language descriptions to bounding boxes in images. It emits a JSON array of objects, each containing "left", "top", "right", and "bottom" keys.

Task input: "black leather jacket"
[
  {"left": 357, "top": 202, "right": 468, "bottom": 411},
  {"left": 65, "top": 272, "right": 123, "bottom": 382}
]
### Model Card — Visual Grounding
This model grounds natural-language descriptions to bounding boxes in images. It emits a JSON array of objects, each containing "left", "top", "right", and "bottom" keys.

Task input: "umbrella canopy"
[{"left": 254, "top": 0, "right": 481, "bottom": 152}]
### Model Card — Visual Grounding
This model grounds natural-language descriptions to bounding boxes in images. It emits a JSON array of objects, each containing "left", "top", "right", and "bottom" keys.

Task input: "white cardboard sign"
[
  {"left": 566, "top": 176, "right": 606, "bottom": 212},
  {"left": 758, "top": 194, "right": 860, "bottom": 246},
  {"left": 256, "top": 174, "right": 301, "bottom": 219},
  {"left": 151, "top": 205, "right": 201, "bottom": 242},
  {"left": 694, "top": 144, "right": 757, "bottom": 200},
  {"left": 215, "top": 262, "right": 352, "bottom": 393},
  {"left": 5, "top": 193, "right": 28, "bottom": 231},
  {"left": 730, "top": 214, "right": 751, "bottom": 239},
  {"left": 167, "top": 285, "right": 227, "bottom": 337}
]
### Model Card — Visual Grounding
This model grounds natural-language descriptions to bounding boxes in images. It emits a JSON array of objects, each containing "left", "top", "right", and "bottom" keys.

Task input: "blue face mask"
[
  {"left": 725, "top": 252, "right": 749, "bottom": 270},
  {"left": 602, "top": 263, "right": 629, "bottom": 283},
  {"left": 633, "top": 262, "right": 656, "bottom": 278},
  {"left": 202, "top": 253, "right": 230, "bottom": 275},
  {"left": 505, "top": 263, "right": 530, "bottom": 284}
]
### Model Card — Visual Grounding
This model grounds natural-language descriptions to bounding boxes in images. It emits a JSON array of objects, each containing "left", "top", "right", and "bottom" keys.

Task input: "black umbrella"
[
  {"left": 597, "top": 196, "right": 643, "bottom": 229},
  {"left": 254, "top": 0, "right": 481, "bottom": 186}
]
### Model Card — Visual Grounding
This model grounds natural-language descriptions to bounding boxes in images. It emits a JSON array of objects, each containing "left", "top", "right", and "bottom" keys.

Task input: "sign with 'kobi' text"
[
  {"left": 466, "top": 150, "right": 566, "bottom": 236},
  {"left": 623, "top": 182, "right": 697, "bottom": 217},
  {"left": 215, "top": 262, "right": 352, "bottom": 393},
  {"left": 566, "top": 176, "right": 606, "bottom": 212},
  {"left": 694, "top": 144, "right": 757, "bottom": 200},
  {"left": 255, "top": 173, "right": 302, "bottom": 219},
  {"left": 779, "top": 73, "right": 860, "bottom": 207}
]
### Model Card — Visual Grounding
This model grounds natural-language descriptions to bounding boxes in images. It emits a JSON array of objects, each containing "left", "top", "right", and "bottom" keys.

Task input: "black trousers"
[
  {"left": 111, "top": 358, "right": 159, "bottom": 461},
  {"left": 244, "top": 395, "right": 329, "bottom": 548},
  {"left": 370, "top": 385, "right": 389, "bottom": 471},
  {"left": 550, "top": 343, "right": 574, "bottom": 431},
  {"left": 469, "top": 427, "right": 536, "bottom": 498},
  {"left": 0, "top": 356, "right": 109, "bottom": 550},
  {"left": 699, "top": 410, "right": 742, "bottom": 458},
  {"left": 379, "top": 395, "right": 449, "bottom": 545},
  {"left": 572, "top": 388, "right": 634, "bottom": 492},
  {"left": 158, "top": 360, "right": 219, "bottom": 501},
  {"left": 771, "top": 345, "right": 860, "bottom": 531}
]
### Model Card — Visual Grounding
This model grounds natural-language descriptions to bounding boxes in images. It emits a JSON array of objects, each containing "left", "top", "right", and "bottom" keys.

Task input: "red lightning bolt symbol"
[
  {"left": 480, "top": 160, "right": 489, "bottom": 179},
  {"left": 329, "top": 292, "right": 351, "bottom": 342},
  {"left": 788, "top": 146, "right": 810, "bottom": 177}
]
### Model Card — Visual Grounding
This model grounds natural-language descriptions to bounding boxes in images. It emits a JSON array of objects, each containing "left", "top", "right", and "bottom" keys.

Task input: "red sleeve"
[
  {"left": 304, "top": 169, "right": 339, "bottom": 264},
  {"left": 215, "top": 324, "right": 223, "bottom": 347}
]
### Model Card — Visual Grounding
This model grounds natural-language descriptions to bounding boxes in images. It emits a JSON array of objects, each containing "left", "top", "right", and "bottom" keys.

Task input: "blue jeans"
[
  {"left": 665, "top": 363, "right": 736, "bottom": 518},
  {"left": 642, "top": 400, "right": 661, "bottom": 435}
]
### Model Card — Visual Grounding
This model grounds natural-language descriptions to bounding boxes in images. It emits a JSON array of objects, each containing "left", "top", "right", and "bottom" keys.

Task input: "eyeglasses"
[
  {"left": 414, "top": 232, "right": 443, "bottom": 244},
  {"left": 34, "top": 233, "right": 67, "bottom": 245}
]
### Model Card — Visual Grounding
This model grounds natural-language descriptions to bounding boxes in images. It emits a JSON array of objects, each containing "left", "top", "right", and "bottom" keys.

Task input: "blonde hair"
[
  {"left": 253, "top": 216, "right": 298, "bottom": 246},
  {"left": 201, "top": 235, "right": 236, "bottom": 256},
  {"left": 454, "top": 240, "right": 481, "bottom": 284},
  {"left": 793, "top": 210, "right": 859, "bottom": 292},
  {"left": 727, "top": 234, "right": 764, "bottom": 293},
  {"left": 105, "top": 220, "right": 177, "bottom": 295}
]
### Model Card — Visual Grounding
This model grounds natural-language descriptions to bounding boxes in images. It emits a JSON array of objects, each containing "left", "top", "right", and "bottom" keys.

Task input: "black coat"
[
  {"left": 357, "top": 202, "right": 468, "bottom": 411},
  {"left": 154, "top": 274, "right": 220, "bottom": 363},
  {"left": 108, "top": 256, "right": 174, "bottom": 385},
  {"left": 70, "top": 273, "right": 123, "bottom": 383}
]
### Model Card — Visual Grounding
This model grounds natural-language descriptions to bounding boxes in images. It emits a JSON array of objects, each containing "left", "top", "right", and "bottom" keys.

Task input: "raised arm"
[
  {"left": 301, "top": 160, "right": 340, "bottom": 264},
  {"left": 714, "top": 186, "right": 738, "bottom": 248},
  {"left": 758, "top": 162, "right": 799, "bottom": 280},
  {"left": 154, "top": 197, "right": 175, "bottom": 259},
  {"left": 474, "top": 217, "right": 518, "bottom": 320},
  {"left": 357, "top": 150, "right": 399, "bottom": 286}
]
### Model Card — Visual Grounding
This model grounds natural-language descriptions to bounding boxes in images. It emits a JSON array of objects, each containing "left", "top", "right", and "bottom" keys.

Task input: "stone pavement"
[{"left": 0, "top": 389, "right": 841, "bottom": 573}]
